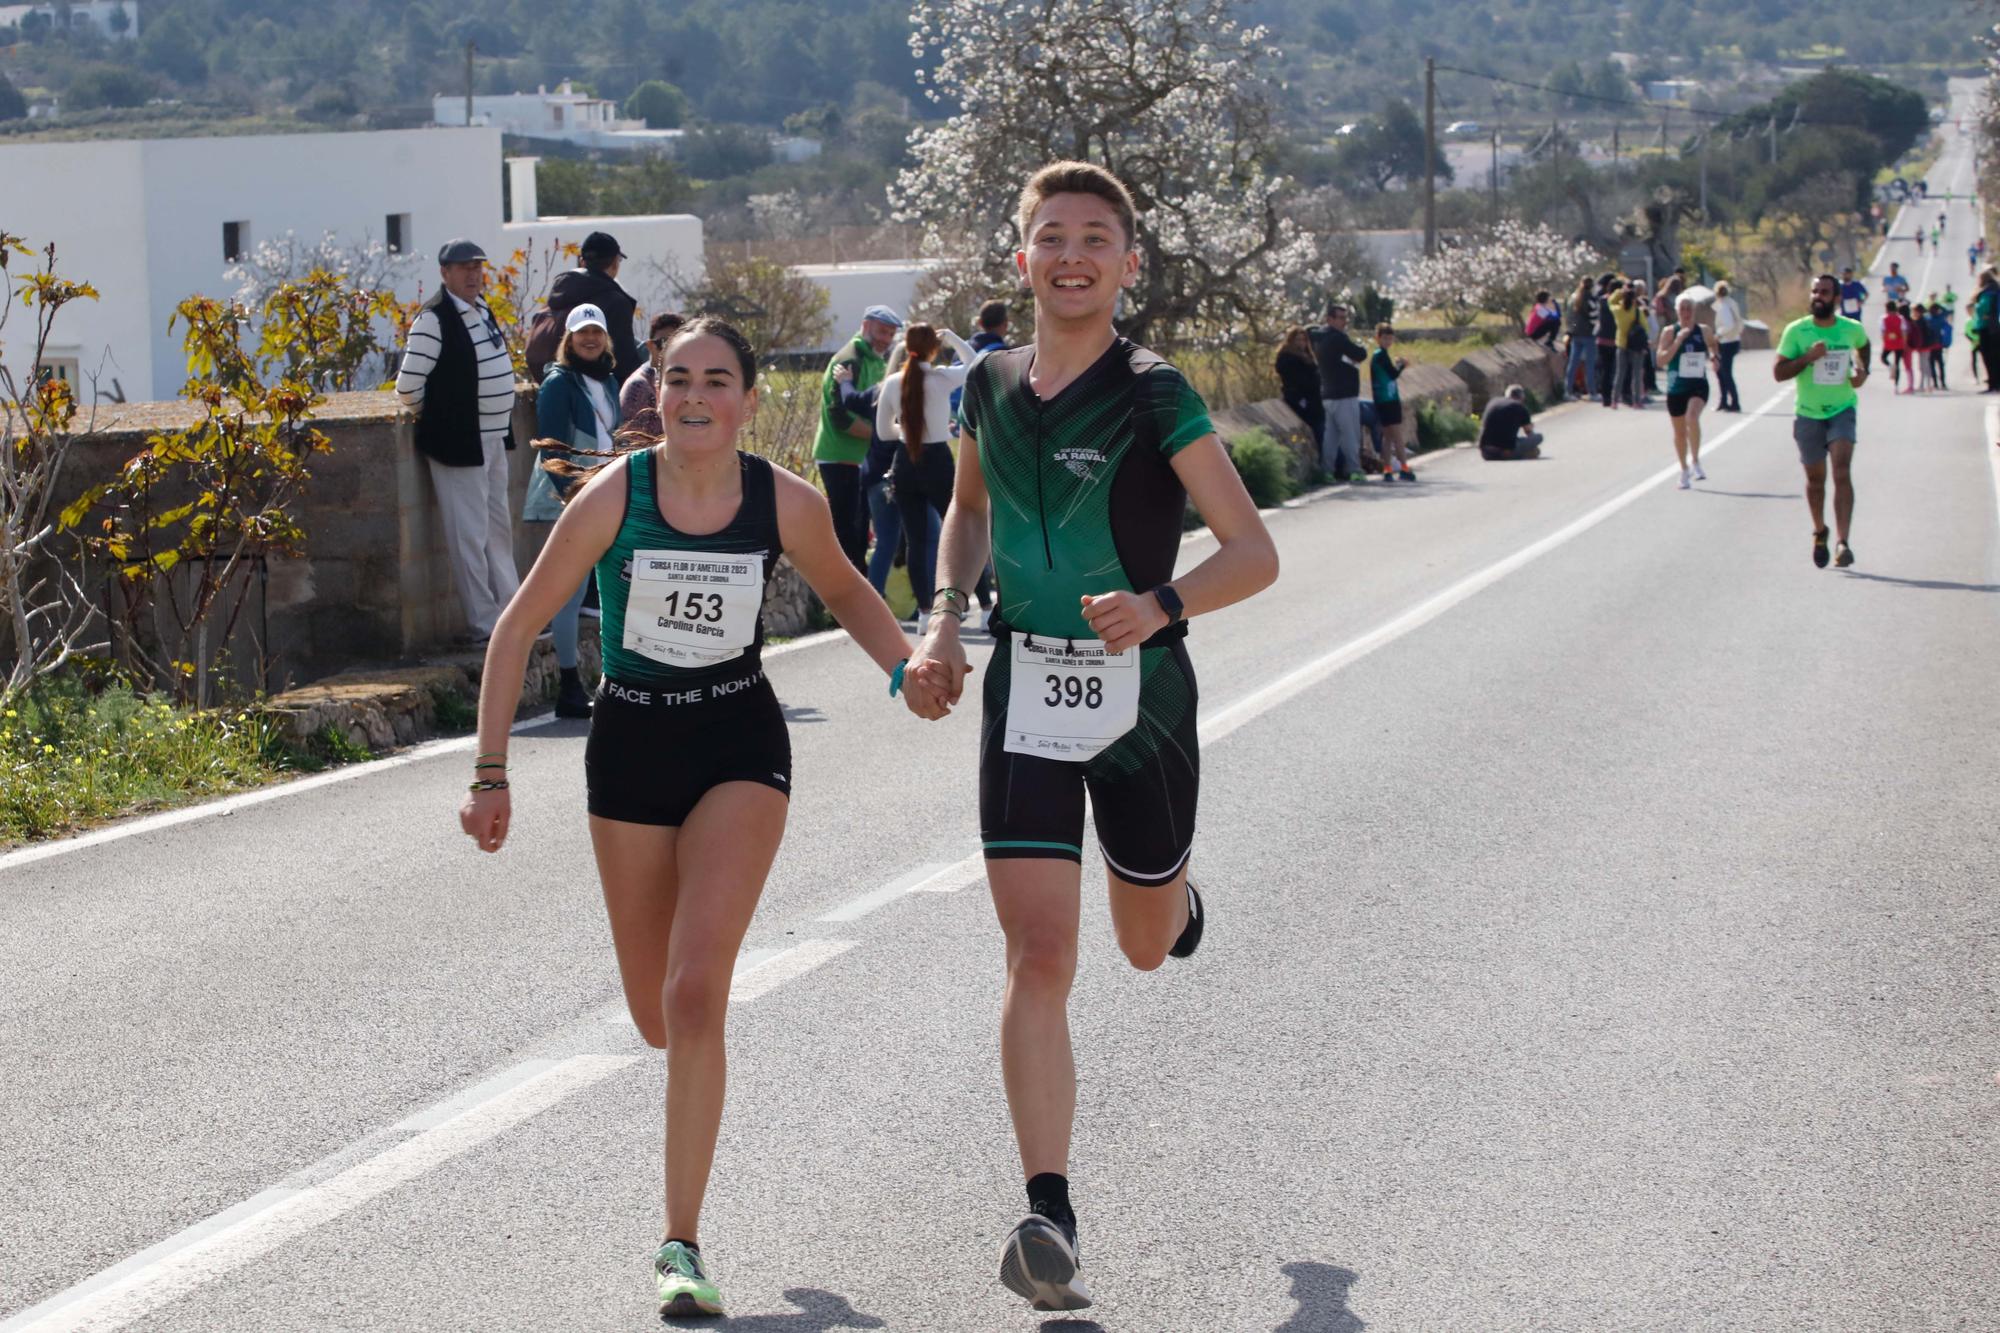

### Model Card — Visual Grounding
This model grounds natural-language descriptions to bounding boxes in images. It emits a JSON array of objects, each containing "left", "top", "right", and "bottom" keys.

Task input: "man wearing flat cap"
[
  {"left": 545, "top": 230, "right": 644, "bottom": 384},
  {"left": 394, "top": 238, "right": 520, "bottom": 643},
  {"left": 814, "top": 303, "right": 902, "bottom": 571}
]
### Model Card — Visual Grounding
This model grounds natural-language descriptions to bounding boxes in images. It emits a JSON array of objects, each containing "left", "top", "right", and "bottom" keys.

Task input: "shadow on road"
[
  {"left": 1274, "top": 1261, "right": 1365, "bottom": 1332},
  {"left": 1837, "top": 571, "right": 2000, "bottom": 593},
  {"left": 1037, "top": 1319, "right": 1107, "bottom": 1332},
  {"left": 664, "top": 1286, "right": 883, "bottom": 1330},
  {"left": 782, "top": 705, "right": 828, "bottom": 724},
  {"left": 1696, "top": 489, "right": 1798, "bottom": 500}
]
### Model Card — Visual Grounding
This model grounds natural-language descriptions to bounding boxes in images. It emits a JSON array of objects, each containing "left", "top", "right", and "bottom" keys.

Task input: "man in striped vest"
[{"left": 395, "top": 239, "right": 520, "bottom": 643}]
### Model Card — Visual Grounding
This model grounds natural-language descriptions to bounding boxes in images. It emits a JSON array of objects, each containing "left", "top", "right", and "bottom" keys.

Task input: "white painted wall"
[
  {"left": 501, "top": 214, "right": 706, "bottom": 326},
  {"left": 788, "top": 260, "right": 939, "bottom": 355}
]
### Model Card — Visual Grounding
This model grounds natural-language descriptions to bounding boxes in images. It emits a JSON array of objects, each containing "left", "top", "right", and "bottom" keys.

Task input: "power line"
[{"left": 1430, "top": 61, "right": 1872, "bottom": 133}]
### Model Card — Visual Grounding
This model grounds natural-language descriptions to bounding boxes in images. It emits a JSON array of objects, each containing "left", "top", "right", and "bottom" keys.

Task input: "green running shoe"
[{"left": 655, "top": 1240, "right": 723, "bottom": 1318}]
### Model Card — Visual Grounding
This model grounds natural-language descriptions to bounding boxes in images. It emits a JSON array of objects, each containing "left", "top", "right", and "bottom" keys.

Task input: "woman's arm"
[
  {"left": 1078, "top": 434, "right": 1280, "bottom": 654},
  {"left": 459, "top": 464, "right": 628, "bottom": 852},
  {"left": 874, "top": 372, "right": 902, "bottom": 442},
  {"left": 940, "top": 329, "right": 978, "bottom": 366},
  {"left": 769, "top": 466, "right": 939, "bottom": 717}
]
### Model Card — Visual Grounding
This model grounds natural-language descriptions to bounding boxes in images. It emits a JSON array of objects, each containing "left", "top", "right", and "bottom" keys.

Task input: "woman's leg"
[
  {"left": 1718, "top": 342, "right": 1740, "bottom": 410},
  {"left": 661, "top": 781, "right": 789, "bottom": 1241},
  {"left": 1685, "top": 395, "right": 1705, "bottom": 464},
  {"left": 1613, "top": 348, "right": 1631, "bottom": 406},
  {"left": 591, "top": 816, "right": 682, "bottom": 1050},
  {"left": 1670, "top": 411, "right": 1689, "bottom": 468},
  {"left": 894, "top": 452, "right": 936, "bottom": 609},
  {"left": 865, "top": 477, "right": 904, "bottom": 596}
]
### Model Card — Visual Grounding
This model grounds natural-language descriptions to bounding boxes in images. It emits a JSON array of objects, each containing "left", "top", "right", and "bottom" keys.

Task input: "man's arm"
[
  {"left": 1772, "top": 333, "right": 1825, "bottom": 382},
  {"left": 395, "top": 309, "right": 442, "bottom": 410}
]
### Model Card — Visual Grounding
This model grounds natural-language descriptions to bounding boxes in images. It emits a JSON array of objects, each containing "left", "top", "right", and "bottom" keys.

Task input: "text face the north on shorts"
[{"left": 624, "top": 550, "right": 764, "bottom": 668}]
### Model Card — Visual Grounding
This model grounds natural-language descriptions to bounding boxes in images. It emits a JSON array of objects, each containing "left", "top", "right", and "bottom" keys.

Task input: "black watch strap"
[{"left": 1153, "top": 583, "right": 1185, "bottom": 625}]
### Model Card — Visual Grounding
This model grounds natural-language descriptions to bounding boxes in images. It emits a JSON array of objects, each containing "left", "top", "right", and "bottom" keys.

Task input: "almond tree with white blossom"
[
  {"left": 1392, "top": 221, "right": 1604, "bottom": 328},
  {"left": 891, "top": 0, "right": 1328, "bottom": 346}
]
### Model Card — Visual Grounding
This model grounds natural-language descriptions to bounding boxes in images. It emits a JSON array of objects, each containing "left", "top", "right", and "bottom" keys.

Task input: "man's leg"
[
  {"left": 989, "top": 858, "right": 1083, "bottom": 1182},
  {"left": 1331, "top": 398, "right": 1362, "bottom": 476},
  {"left": 426, "top": 456, "right": 501, "bottom": 637},
  {"left": 816, "top": 462, "right": 866, "bottom": 571},
  {"left": 1803, "top": 459, "right": 1828, "bottom": 535},
  {"left": 1318, "top": 399, "right": 1339, "bottom": 475},
  {"left": 1828, "top": 436, "right": 1856, "bottom": 544},
  {"left": 480, "top": 442, "right": 521, "bottom": 612},
  {"left": 1518, "top": 430, "right": 1543, "bottom": 459}
]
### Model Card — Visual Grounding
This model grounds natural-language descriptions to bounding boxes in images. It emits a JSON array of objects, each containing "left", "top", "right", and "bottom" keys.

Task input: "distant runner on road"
[
  {"left": 904, "top": 160, "right": 1279, "bottom": 1315},
  {"left": 1658, "top": 296, "right": 1717, "bottom": 488},
  {"left": 1837, "top": 267, "right": 1868, "bottom": 322},
  {"left": 456, "top": 318, "right": 927, "bottom": 1319},
  {"left": 1774, "top": 275, "right": 1872, "bottom": 569},
  {"left": 1883, "top": 262, "right": 1910, "bottom": 305}
]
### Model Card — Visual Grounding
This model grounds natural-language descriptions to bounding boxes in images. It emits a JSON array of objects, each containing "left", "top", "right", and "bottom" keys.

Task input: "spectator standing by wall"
[
  {"left": 1564, "top": 277, "right": 1598, "bottom": 401},
  {"left": 524, "top": 304, "right": 623, "bottom": 718},
  {"left": 535, "top": 231, "right": 645, "bottom": 385},
  {"left": 1611, "top": 283, "right": 1646, "bottom": 408},
  {"left": 1308, "top": 302, "right": 1370, "bottom": 482},
  {"left": 814, "top": 305, "right": 902, "bottom": 571},
  {"left": 1712, "top": 280, "right": 1744, "bottom": 412},
  {"left": 832, "top": 360, "right": 939, "bottom": 605},
  {"left": 1973, "top": 269, "right": 2000, "bottom": 391},
  {"left": 969, "top": 300, "right": 1011, "bottom": 355},
  {"left": 1274, "top": 327, "right": 1324, "bottom": 447},
  {"left": 395, "top": 239, "right": 519, "bottom": 644},
  {"left": 618, "top": 312, "right": 687, "bottom": 438},
  {"left": 876, "top": 323, "right": 977, "bottom": 613},
  {"left": 1370, "top": 324, "right": 1413, "bottom": 481},
  {"left": 1594, "top": 274, "right": 1623, "bottom": 408}
]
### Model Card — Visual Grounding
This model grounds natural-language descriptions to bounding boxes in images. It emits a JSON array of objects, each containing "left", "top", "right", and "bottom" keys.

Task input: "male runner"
[
  {"left": 1774, "top": 274, "right": 1872, "bottom": 569},
  {"left": 904, "top": 161, "right": 1279, "bottom": 1314},
  {"left": 1883, "top": 262, "right": 1910, "bottom": 306},
  {"left": 1837, "top": 267, "right": 1868, "bottom": 322}
]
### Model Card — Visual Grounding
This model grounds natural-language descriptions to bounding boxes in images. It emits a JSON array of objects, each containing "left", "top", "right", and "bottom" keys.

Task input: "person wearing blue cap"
[
  {"left": 395, "top": 238, "right": 520, "bottom": 643},
  {"left": 813, "top": 304, "right": 902, "bottom": 571}
]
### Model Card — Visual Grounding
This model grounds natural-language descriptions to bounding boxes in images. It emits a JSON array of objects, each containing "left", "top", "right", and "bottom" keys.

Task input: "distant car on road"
[
  {"left": 1335, "top": 123, "right": 1359, "bottom": 136},
  {"left": 1445, "top": 120, "right": 1484, "bottom": 136}
]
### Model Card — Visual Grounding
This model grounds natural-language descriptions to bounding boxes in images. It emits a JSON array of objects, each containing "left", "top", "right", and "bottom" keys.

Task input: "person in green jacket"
[{"left": 814, "top": 305, "right": 901, "bottom": 570}]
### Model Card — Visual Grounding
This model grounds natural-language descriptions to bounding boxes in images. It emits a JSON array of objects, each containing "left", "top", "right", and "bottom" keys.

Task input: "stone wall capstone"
[{"left": 1451, "top": 339, "right": 1567, "bottom": 411}]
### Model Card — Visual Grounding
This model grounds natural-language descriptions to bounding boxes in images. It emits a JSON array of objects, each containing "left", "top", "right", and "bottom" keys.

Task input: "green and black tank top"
[
  {"left": 957, "top": 338, "right": 1214, "bottom": 642},
  {"left": 1668, "top": 326, "right": 1711, "bottom": 395},
  {"left": 596, "top": 448, "right": 782, "bottom": 686}
]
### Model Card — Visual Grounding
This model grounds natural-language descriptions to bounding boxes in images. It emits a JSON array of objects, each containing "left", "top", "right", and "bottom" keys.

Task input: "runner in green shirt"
[
  {"left": 902, "top": 160, "right": 1278, "bottom": 1315},
  {"left": 813, "top": 307, "right": 900, "bottom": 569},
  {"left": 1774, "top": 274, "right": 1872, "bottom": 568}
]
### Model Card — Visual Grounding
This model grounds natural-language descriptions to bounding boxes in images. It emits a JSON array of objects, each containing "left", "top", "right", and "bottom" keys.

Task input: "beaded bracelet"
[{"left": 469, "top": 778, "right": 510, "bottom": 792}]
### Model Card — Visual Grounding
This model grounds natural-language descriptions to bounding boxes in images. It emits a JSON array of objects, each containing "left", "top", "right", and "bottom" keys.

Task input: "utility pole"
[
  {"left": 1613, "top": 122, "right": 1621, "bottom": 167},
  {"left": 1660, "top": 107, "right": 1670, "bottom": 155},
  {"left": 1698, "top": 132, "right": 1709, "bottom": 220},
  {"left": 1423, "top": 57, "right": 1437, "bottom": 257},
  {"left": 1490, "top": 123, "right": 1499, "bottom": 223},
  {"left": 464, "top": 41, "right": 476, "bottom": 128},
  {"left": 1768, "top": 115, "right": 1778, "bottom": 165}
]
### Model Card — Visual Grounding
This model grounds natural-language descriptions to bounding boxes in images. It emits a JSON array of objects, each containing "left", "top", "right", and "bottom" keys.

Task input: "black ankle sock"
[
  {"left": 1026, "top": 1172, "right": 1074, "bottom": 1232},
  {"left": 559, "top": 666, "right": 581, "bottom": 688},
  {"left": 664, "top": 1237, "right": 699, "bottom": 1252}
]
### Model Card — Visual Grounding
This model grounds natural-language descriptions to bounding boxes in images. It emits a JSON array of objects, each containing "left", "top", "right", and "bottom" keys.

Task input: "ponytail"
[{"left": 899, "top": 323, "right": 941, "bottom": 461}]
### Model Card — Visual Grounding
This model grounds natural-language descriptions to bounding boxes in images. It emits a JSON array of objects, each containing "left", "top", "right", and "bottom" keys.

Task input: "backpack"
[{"left": 524, "top": 305, "right": 563, "bottom": 383}]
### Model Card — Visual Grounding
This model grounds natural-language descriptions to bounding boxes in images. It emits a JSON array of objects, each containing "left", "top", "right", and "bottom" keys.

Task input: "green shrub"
[
  {"left": 1227, "top": 428, "right": 1298, "bottom": 508},
  {"left": 1415, "top": 398, "right": 1479, "bottom": 452}
]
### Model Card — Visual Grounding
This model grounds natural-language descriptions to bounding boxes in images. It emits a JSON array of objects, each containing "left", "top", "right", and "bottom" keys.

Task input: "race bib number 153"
[{"left": 623, "top": 549, "right": 763, "bottom": 668}]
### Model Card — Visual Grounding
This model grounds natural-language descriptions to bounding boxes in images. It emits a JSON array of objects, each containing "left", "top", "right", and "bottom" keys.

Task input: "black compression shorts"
[
  {"left": 1374, "top": 399, "right": 1404, "bottom": 427},
  {"left": 1666, "top": 384, "right": 1709, "bottom": 418},
  {"left": 585, "top": 668, "right": 791, "bottom": 826},
  {"left": 978, "top": 637, "right": 1199, "bottom": 887}
]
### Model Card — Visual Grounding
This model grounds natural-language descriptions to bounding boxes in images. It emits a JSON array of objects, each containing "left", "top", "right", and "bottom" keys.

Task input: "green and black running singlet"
[{"left": 958, "top": 339, "right": 1215, "bottom": 884}]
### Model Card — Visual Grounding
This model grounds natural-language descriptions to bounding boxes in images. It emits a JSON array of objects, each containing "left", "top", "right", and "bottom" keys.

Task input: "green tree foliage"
[
  {"left": 136, "top": 12, "right": 208, "bottom": 86},
  {"left": 623, "top": 79, "right": 688, "bottom": 130},
  {"left": 1337, "top": 98, "right": 1453, "bottom": 193},
  {"left": 680, "top": 124, "right": 774, "bottom": 180},
  {"left": 0, "top": 71, "right": 26, "bottom": 122},
  {"left": 64, "top": 64, "right": 157, "bottom": 110}
]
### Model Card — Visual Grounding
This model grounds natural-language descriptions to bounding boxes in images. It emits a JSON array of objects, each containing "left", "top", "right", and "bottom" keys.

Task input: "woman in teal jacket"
[{"left": 527, "top": 304, "right": 624, "bottom": 718}]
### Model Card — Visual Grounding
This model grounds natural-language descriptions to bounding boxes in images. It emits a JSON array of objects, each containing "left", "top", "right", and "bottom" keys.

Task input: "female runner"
[{"left": 458, "top": 317, "right": 939, "bottom": 1317}]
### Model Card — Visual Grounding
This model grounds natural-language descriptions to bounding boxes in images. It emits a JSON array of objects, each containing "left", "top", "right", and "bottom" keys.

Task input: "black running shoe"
[
  {"left": 1812, "top": 528, "right": 1831, "bottom": 569},
  {"left": 999, "top": 1215, "right": 1091, "bottom": 1312},
  {"left": 1168, "top": 881, "right": 1204, "bottom": 959},
  {"left": 554, "top": 675, "right": 593, "bottom": 719},
  {"left": 1835, "top": 540, "right": 1854, "bottom": 568}
]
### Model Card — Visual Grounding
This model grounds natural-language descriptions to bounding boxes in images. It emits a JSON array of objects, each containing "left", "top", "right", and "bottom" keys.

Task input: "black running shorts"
[
  {"left": 1374, "top": 399, "right": 1404, "bottom": 428},
  {"left": 978, "top": 637, "right": 1199, "bottom": 887},
  {"left": 1666, "top": 384, "right": 1709, "bottom": 418},
  {"left": 585, "top": 668, "right": 791, "bottom": 826}
]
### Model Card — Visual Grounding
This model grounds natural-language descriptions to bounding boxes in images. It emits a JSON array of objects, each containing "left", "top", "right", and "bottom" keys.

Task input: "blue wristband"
[{"left": 889, "top": 658, "right": 907, "bottom": 698}]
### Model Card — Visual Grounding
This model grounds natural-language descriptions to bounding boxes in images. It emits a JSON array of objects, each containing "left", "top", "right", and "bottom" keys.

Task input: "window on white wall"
[
  {"left": 386, "top": 213, "right": 411, "bottom": 254},
  {"left": 36, "top": 356, "right": 81, "bottom": 387},
  {"left": 222, "top": 220, "right": 249, "bottom": 262}
]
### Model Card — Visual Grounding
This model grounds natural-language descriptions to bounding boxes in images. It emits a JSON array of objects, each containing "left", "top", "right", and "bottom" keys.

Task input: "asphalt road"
[{"left": 3, "top": 93, "right": 1996, "bottom": 1333}]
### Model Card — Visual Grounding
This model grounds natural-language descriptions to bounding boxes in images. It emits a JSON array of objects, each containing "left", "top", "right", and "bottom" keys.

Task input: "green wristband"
[{"left": 889, "top": 658, "right": 908, "bottom": 698}]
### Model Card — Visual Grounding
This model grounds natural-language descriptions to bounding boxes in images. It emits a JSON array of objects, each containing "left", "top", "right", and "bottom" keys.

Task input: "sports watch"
[{"left": 1152, "top": 583, "right": 1185, "bottom": 626}]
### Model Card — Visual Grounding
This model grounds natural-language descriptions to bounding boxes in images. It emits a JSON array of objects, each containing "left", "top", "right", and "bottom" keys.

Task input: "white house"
[
  {"left": 0, "top": 128, "right": 703, "bottom": 403},
  {"left": 787, "top": 260, "right": 942, "bottom": 356},
  {"left": 0, "top": 0, "right": 136, "bottom": 39},
  {"left": 432, "top": 82, "right": 681, "bottom": 155}
]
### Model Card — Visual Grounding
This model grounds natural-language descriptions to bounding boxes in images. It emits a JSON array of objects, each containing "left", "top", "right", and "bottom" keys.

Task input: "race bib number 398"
[
  {"left": 623, "top": 549, "right": 763, "bottom": 668},
  {"left": 1004, "top": 637, "right": 1141, "bottom": 761}
]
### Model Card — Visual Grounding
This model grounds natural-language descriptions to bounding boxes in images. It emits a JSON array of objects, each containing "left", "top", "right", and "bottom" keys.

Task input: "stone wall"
[{"left": 1451, "top": 340, "right": 1567, "bottom": 411}]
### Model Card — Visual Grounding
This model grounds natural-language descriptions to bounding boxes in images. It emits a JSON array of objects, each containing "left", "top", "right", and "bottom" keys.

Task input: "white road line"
[
  {"left": 906, "top": 853, "right": 986, "bottom": 893},
  {"left": 1199, "top": 384, "right": 1796, "bottom": 746},
  {"left": 816, "top": 861, "right": 958, "bottom": 923},
  {"left": 0, "top": 712, "right": 561, "bottom": 874},
  {"left": 1986, "top": 403, "right": 2000, "bottom": 542},
  {"left": 0, "top": 1054, "right": 637, "bottom": 1333},
  {"left": 727, "top": 938, "right": 856, "bottom": 1004}
]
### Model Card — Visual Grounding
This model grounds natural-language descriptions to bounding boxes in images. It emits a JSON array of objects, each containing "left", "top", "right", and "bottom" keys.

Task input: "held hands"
[
  {"left": 905, "top": 618, "right": 974, "bottom": 718},
  {"left": 1080, "top": 590, "right": 1169, "bottom": 655},
  {"left": 459, "top": 787, "right": 511, "bottom": 853}
]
